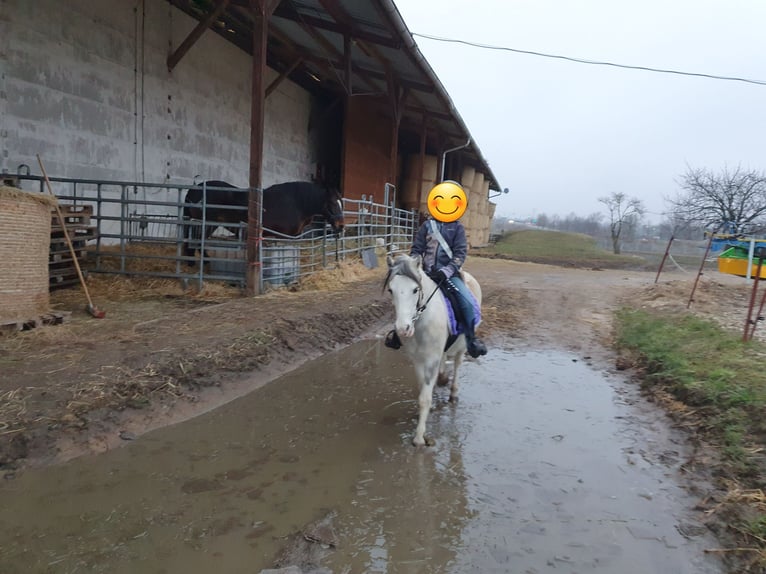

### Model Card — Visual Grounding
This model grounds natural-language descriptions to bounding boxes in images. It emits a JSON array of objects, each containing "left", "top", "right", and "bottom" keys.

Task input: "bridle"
[
  {"left": 412, "top": 274, "right": 444, "bottom": 323},
  {"left": 386, "top": 259, "right": 444, "bottom": 325}
]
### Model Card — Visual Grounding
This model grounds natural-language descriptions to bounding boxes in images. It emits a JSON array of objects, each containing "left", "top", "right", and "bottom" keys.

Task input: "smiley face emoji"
[{"left": 427, "top": 181, "right": 468, "bottom": 222}]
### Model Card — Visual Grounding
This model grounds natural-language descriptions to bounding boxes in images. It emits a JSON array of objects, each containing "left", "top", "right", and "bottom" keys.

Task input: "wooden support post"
[
  {"left": 246, "top": 0, "right": 280, "bottom": 295},
  {"left": 688, "top": 225, "right": 721, "bottom": 308},
  {"left": 748, "top": 270, "right": 766, "bottom": 341},
  {"left": 389, "top": 121, "right": 399, "bottom": 186},
  {"left": 654, "top": 233, "right": 675, "bottom": 283},
  {"left": 386, "top": 71, "right": 407, "bottom": 187},
  {"left": 744, "top": 258, "right": 764, "bottom": 342},
  {"left": 416, "top": 112, "right": 427, "bottom": 209},
  {"left": 435, "top": 137, "right": 444, "bottom": 184},
  {"left": 344, "top": 34, "right": 352, "bottom": 95}
]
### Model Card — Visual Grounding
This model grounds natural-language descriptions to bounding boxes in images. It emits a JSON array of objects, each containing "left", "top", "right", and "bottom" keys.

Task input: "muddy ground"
[{"left": 0, "top": 253, "right": 763, "bottom": 569}]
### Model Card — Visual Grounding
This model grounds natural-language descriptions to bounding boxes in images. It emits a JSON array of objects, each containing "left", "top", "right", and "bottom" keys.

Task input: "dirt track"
[
  {"left": 0, "top": 255, "right": 755, "bottom": 473},
  {"left": 4, "top": 253, "right": 766, "bottom": 573}
]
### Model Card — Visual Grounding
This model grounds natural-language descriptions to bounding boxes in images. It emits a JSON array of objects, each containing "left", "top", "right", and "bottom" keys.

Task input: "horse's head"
[
  {"left": 322, "top": 186, "right": 345, "bottom": 236},
  {"left": 384, "top": 254, "right": 425, "bottom": 339}
]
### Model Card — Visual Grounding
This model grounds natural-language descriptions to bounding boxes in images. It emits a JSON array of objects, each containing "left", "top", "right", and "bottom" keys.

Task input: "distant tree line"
[
  {"left": 492, "top": 166, "right": 766, "bottom": 253},
  {"left": 524, "top": 212, "right": 707, "bottom": 242},
  {"left": 497, "top": 208, "right": 708, "bottom": 241}
]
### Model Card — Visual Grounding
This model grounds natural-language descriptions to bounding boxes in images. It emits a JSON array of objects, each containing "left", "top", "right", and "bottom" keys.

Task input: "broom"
[{"left": 37, "top": 155, "right": 106, "bottom": 319}]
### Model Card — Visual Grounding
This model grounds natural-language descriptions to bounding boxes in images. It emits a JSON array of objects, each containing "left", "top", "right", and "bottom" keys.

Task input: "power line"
[{"left": 412, "top": 32, "right": 766, "bottom": 87}]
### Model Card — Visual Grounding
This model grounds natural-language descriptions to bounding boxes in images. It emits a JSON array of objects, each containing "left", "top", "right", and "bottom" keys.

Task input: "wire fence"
[{"left": 593, "top": 236, "right": 712, "bottom": 273}]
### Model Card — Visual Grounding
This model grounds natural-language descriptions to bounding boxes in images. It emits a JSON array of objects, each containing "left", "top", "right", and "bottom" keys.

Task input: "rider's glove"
[{"left": 432, "top": 267, "right": 452, "bottom": 282}]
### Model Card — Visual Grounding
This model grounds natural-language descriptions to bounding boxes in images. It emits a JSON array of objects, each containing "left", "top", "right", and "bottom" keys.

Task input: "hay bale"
[{"left": 0, "top": 186, "right": 55, "bottom": 322}]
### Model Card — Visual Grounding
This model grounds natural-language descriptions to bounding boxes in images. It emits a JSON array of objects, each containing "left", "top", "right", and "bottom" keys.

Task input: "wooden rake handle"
[{"left": 36, "top": 155, "right": 96, "bottom": 310}]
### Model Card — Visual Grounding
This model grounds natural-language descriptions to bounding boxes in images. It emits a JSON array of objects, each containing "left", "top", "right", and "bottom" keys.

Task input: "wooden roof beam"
[
  {"left": 369, "top": 1, "right": 475, "bottom": 151},
  {"left": 267, "top": 26, "right": 358, "bottom": 94},
  {"left": 288, "top": 19, "right": 383, "bottom": 96},
  {"left": 265, "top": 56, "right": 303, "bottom": 98},
  {"left": 168, "top": 0, "right": 231, "bottom": 71},
  {"left": 345, "top": 29, "right": 436, "bottom": 119},
  {"left": 298, "top": 55, "right": 432, "bottom": 93},
  {"left": 272, "top": 2, "right": 400, "bottom": 49},
  {"left": 404, "top": 105, "right": 452, "bottom": 121}
]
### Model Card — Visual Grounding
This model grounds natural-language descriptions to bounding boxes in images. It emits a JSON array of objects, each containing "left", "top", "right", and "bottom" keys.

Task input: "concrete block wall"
[
  {"left": 1, "top": 0, "right": 313, "bottom": 191},
  {"left": 0, "top": 0, "right": 8, "bottom": 161}
]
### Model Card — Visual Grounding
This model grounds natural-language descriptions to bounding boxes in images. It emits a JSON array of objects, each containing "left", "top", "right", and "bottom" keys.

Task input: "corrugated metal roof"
[{"left": 167, "top": 0, "right": 501, "bottom": 191}]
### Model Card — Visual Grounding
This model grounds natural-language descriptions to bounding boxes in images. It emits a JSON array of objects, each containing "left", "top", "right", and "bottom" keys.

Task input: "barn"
[{"left": 0, "top": 0, "right": 502, "bottom": 293}]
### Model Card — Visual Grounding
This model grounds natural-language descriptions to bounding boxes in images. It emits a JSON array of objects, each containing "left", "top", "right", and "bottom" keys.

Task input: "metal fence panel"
[{"left": 6, "top": 173, "right": 417, "bottom": 291}]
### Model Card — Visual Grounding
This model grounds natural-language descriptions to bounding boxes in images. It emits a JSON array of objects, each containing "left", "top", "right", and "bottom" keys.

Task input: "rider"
[{"left": 385, "top": 180, "right": 488, "bottom": 359}]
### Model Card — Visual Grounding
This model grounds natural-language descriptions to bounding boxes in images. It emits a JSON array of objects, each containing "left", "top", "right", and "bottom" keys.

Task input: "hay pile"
[
  {"left": 0, "top": 186, "right": 56, "bottom": 322},
  {"left": 297, "top": 259, "right": 381, "bottom": 291},
  {"left": 80, "top": 243, "right": 241, "bottom": 300},
  {"left": 71, "top": 242, "right": 381, "bottom": 300}
]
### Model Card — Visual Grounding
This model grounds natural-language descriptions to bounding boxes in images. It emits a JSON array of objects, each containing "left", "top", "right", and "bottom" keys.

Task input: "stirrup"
[
  {"left": 385, "top": 330, "right": 402, "bottom": 350},
  {"left": 467, "top": 338, "right": 487, "bottom": 358}
]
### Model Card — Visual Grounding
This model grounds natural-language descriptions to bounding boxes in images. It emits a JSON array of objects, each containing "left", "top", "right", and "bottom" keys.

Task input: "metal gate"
[{"left": 4, "top": 171, "right": 417, "bottom": 292}]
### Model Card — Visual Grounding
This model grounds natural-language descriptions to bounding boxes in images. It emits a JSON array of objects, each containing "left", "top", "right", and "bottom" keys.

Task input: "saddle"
[
  {"left": 433, "top": 276, "right": 482, "bottom": 353},
  {"left": 436, "top": 277, "right": 481, "bottom": 337}
]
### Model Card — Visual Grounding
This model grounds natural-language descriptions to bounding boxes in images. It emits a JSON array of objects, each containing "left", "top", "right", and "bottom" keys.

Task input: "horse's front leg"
[{"left": 413, "top": 356, "right": 441, "bottom": 447}]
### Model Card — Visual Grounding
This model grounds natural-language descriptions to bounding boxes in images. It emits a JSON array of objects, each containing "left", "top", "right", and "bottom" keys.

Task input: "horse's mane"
[{"left": 382, "top": 255, "right": 422, "bottom": 293}]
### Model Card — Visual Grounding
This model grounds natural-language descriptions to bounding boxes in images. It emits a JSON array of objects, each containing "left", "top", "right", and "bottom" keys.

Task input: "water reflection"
[
  {"left": 0, "top": 343, "right": 724, "bottom": 574},
  {"left": 325, "top": 419, "right": 474, "bottom": 573},
  {"left": 0, "top": 340, "right": 472, "bottom": 573}
]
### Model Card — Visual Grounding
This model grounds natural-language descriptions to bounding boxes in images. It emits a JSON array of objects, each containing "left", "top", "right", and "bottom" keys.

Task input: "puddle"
[{"left": 0, "top": 343, "right": 723, "bottom": 573}]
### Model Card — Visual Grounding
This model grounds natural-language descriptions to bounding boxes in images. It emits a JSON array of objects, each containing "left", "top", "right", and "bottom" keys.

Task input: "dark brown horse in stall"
[{"left": 182, "top": 180, "right": 344, "bottom": 263}]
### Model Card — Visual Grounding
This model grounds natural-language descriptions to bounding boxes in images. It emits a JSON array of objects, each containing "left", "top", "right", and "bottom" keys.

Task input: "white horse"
[{"left": 383, "top": 254, "right": 483, "bottom": 446}]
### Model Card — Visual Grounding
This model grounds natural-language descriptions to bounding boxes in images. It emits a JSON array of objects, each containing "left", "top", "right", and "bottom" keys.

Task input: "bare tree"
[
  {"left": 598, "top": 192, "right": 645, "bottom": 254},
  {"left": 667, "top": 166, "right": 766, "bottom": 234},
  {"left": 658, "top": 213, "right": 707, "bottom": 241}
]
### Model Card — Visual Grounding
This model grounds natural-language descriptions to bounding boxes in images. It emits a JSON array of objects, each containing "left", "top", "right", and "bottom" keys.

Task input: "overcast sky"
[{"left": 394, "top": 0, "right": 766, "bottom": 223}]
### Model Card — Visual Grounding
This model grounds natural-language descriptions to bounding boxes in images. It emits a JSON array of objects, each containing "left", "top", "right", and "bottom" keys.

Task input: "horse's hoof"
[
  {"left": 412, "top": 436, "right": 436, "bottom": 447},
  {"left": 449, "top": 395, "right": 459, "bottom": 404}
]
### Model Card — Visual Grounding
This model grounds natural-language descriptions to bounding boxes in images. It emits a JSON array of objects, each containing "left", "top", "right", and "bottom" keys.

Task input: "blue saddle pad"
[{"left": 442, "top": 290, "right": 481, "bottom": 336}]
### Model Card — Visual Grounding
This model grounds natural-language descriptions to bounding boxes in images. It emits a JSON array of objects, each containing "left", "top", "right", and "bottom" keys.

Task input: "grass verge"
[
  {"left": 478, "top": 229, "right": 648, "bottom": 269},
  {"left": 616, "top": 308, "right": 766, "bottom": 569}
]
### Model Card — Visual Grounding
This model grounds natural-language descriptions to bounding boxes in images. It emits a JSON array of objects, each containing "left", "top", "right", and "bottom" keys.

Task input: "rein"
[{"left": 414, "top": 275, "right": 444, "bottom": 322}]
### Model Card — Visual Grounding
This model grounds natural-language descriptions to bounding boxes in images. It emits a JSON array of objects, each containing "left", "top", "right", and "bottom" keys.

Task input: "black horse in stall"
[{"left": 182, "top": 180, "right": 344, "bottom": 263}]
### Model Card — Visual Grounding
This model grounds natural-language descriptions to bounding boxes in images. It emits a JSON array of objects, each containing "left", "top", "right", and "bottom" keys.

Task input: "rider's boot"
[
  {"left": 444, "top": 279, "right": 487, "bottom": 358},
  {"left": 464, "top": 323, "right": 487, "bottom": 358}
]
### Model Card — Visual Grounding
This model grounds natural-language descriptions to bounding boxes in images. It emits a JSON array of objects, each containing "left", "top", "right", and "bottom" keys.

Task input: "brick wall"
[{"left": 342, "top": 96, "right": 393, "bottom": 203}]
